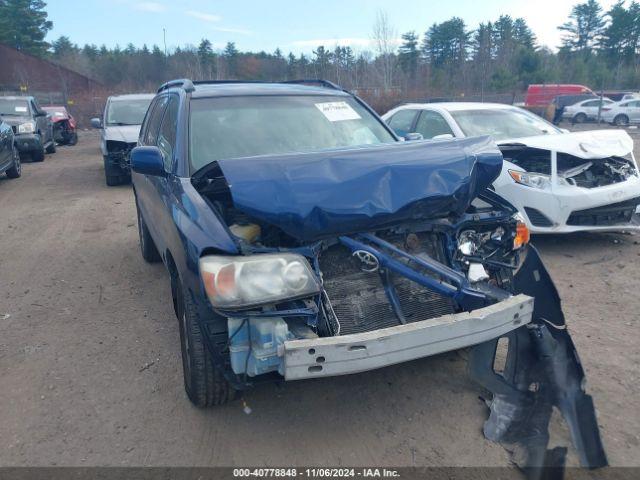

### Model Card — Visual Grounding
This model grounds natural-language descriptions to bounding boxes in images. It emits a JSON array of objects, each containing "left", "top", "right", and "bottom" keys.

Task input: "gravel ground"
[{"left": 0, "top": 127, "right": 638, "bottom": 470}]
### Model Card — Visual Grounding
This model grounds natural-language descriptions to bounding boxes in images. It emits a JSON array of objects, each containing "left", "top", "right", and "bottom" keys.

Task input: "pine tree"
[
  {"left": 558, "top": 0, "right": 605, "bottom": 53},
  {"left": 398, "top": 31, "right": 419, "bottom": 80},
  {"left": 0, "top": 0, "right": 52, "bottom": 56}
]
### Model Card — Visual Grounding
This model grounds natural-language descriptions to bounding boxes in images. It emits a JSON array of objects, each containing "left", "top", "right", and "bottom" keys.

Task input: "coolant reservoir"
[{"left": 230, "top": 223, "right": 261, "bottom": 243}]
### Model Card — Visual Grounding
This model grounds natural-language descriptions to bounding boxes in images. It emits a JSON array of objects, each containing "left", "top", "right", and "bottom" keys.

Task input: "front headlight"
[
  {"left": 508, "top": 169, "right": 550, "bottom": 189},
  {"left": 199, "top": 253, "right": 321, "bottom": 309},
  {"left": 18, "top": 122, "right": 36, "bottom": 134}
]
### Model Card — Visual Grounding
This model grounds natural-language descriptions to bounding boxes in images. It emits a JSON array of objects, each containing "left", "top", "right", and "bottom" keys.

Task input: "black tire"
[
  {"left": 31, "top": 145, "right": 45, "bottom": 162},
  {"left": 68, "top": 132, "right": 78, "bottom": 146},
  {"left": 176, "top": 279, "right": 237, "bottom": 407},
  {"left": 5, "top": 147, "right": 21, "bottom": 179},
  {"left": 573, "top": 112, "right": 587, "bottom": 124},
  {"left": 136, "top": 205, "right": 161, "bottom": 263},
  {"left": 104, "top": 156, "right": 129, "bottom": 186},
  {"left": 45, "top": 141, "right": 56, "bottom": 154},
  {"left": 614, "top": 114, "right": 629, "bottom": 126}
]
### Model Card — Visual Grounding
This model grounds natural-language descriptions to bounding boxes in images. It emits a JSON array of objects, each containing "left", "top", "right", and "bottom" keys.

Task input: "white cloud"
[
  {"left": 134, "top": 1, "right": 166, "bottom": 13},
  {"left": 292, "top": 38, "right": 373, "bottom": 48},
  {"left": 186, "top": 10, "right": 222, "bottom": 23},
  {"left": 211, "top": 26, "right": 252, "bottom": 36}
]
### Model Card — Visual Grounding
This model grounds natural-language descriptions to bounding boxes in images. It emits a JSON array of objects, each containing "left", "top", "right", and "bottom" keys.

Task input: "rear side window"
[
  {"left": 142, "top": 96, "right": 169, "bottom": 146},
  {"left": 387, "top": 109, "right": 417, "bottom": 137},
  {"left": 157, "top": 95, "right": 179, "bottom": 170},
  {"left": 414, "top": 110, "right": 454, "bottom": 139}
]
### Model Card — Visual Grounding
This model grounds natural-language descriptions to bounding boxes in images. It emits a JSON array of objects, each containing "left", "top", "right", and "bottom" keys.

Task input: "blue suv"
[{"left": 130, "top": 79, "right": 605, "bottom": 470}]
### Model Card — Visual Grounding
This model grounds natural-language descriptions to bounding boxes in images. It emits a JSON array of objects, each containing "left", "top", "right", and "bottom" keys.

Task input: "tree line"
[{"left": 2, "top": 0, "right": 640, "bottom": 100}]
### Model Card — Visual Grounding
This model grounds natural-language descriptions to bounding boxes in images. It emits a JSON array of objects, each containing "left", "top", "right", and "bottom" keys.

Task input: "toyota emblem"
[{"left": 353, "top": 250, "right": 380, "bottom": 272}]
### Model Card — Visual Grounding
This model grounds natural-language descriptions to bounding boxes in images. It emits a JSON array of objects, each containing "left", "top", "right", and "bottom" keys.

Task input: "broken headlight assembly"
[
  {"left": 508, "top": 169, "right": 550, "bottom": 189},
  {"left": 457, "top": 214, "right": 530, "bottom": 259},
  {"left": 199, "top": 253, "right": 321, "bottom": 309}
]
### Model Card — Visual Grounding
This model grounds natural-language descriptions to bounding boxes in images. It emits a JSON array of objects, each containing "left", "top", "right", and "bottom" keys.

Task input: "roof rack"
[
  {"left": 192, "top": 80, "right": 265, "bottom": 86},
  {"left": 282, "top": 79, "right": 344, "bottom": 91},
  {"left": 156, "top": 78, "right": 346, "bottom": 94},
  {"left": 157, "top": 79, "right": 195, "bottom": 93}
]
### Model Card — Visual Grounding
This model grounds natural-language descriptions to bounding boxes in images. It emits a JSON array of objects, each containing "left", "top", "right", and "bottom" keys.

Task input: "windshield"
[
  {"left": 0, "top": 99, "right": 30, "bottom": 116},
  {"left": 106, "top": 98, "right": 152, "bottom": 126},
  {"left": 450, "top": 108, "right": 562, "bottom": 141},
  {"left": 189, "top": 95, "right": 396, "bottom": 171}
]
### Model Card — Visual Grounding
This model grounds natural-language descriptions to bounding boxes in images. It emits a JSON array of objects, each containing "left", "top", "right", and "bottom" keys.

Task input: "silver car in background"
[
  {"left": 91, "top": 93, "right": 154, "bottom": 186},
  {"left": 563, "top": 97, "right": 613, "bottom": 123},
  {"left": 601, "top": 99, "right": 640, "bottom": 126}
]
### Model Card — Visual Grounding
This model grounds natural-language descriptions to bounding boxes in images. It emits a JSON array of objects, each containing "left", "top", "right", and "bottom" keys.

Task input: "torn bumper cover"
[
  {"left": 469, "top": 246, "right": 607, "bottom": 474},
  {"left": 284, "top": 295, "right": 533, "bottom": 380}
]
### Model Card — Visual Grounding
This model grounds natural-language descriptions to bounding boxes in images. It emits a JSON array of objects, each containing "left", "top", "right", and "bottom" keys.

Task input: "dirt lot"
[{"left": 0, "top": 127, "right": 639, "bottom": 470}]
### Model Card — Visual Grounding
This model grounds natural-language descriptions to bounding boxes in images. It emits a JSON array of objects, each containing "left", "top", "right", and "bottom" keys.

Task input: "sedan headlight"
[
  {"left": 199, "top": 253, "right": 321, "bottom": 309},
  {"left": 18, "top": 122, "right": 35, "bottom": 134},
  {"left": 508, "top": 169, "right": 550, "bottom": 189}
]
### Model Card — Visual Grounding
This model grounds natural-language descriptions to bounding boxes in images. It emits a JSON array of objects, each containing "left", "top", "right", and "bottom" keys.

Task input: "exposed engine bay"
[
  {"left": 106, "top": 140, "right": 136, "bottom": 170},
  {"left": 500, "top": 145, "right": 638, "bottom": 188},
  {"left": 193, "top": 159, "right": 523, "bottom": 343}
]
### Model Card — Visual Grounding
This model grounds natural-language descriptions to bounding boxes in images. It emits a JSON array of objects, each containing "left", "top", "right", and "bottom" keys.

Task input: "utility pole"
[{"left": 163, "top": 28, "right": 167, "bottom": 56}]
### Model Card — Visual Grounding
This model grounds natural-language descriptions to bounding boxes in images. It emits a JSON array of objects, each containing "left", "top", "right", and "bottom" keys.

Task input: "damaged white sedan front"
[
  {"left": 495, "top": 129, "right": 640, "bottom": 233},
  {"left": 383, "top": 103, "right": 640, "bottom": 233}
]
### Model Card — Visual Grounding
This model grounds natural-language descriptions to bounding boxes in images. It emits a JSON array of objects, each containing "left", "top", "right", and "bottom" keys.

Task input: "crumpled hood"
[
  {"left": 2, "top": 115, "right": 31, "bottom": 127},
  {"left": 104, "top": 124, "right": 141, "bottom": 144},
  {"left": 498, "top": 129, "right": 633, "bottom": 159},
  {"left": 217, "top": 136, "right": 503, "bottom": 241}
]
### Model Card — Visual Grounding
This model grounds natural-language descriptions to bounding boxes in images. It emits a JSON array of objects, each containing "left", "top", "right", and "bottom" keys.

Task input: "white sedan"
[
  {"left": 562, "top": 97, "right": 614, "bottom": 123},
  {"left": 600, "top": 99, "right": 640, "bottom": 126},
  {"left": 383, "top": 103, "right": 640, "bottom": 233}
]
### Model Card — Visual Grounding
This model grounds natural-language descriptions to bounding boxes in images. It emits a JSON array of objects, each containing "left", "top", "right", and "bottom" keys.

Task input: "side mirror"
[
  {"left": 403, "top": 132, "right": 424, "bottom": 141},
  {"left": 90, "top": 117, "right": 102, "bottom": 129},
  {"left": 130, "top": 146, "right": 165, "bottom": 177},
  {"left": 432, "top": 133, "right": 454, "bottom": 140},
  {"left": 35, "top": 110, "right": 47, "bottom": 117}
]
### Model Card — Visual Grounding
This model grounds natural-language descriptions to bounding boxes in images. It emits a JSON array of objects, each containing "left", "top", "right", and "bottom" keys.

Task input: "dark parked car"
[
  {"left": 0, "top": 96, "right": 55, "bottom": 161},
  {"left": 130, "top": 79, "right": 606, "bottom": 473},
  {"left": 0, "top": 115, "right": 21, "bottom": 179}
]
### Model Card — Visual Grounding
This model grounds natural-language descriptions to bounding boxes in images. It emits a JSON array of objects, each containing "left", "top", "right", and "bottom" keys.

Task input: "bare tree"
[{"left": 371, "top": 10, "right": 397, "bottom": 90}]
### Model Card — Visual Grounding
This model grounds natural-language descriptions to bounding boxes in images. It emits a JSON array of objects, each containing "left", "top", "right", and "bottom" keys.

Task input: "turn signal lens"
[{"left": 513, "top": 220, "right": 530, "bottom": 250}]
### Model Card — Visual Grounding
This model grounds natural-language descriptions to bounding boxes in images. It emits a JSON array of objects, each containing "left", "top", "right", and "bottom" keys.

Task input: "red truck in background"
[{"left": 525, "top": 84, "right": 594, "bottom": 106}]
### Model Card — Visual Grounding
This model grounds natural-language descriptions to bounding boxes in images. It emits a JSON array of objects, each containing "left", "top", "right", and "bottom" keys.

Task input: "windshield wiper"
[{"left": 108, "top": 122, "right": 139, "bottom": 126}]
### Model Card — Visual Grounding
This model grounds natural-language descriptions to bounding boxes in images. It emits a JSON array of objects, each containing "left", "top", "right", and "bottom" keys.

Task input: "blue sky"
[{"left": 46, "top": 0, "right": 619, "bottom": 54}]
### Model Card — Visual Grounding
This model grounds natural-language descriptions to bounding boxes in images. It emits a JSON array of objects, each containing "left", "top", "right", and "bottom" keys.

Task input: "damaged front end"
[
  {"left": 192, "top": 137, "right": 606, "bottom": 473},
  {"left": 105, "top": 140, "right": 136, "bottom": 171},
  {"left": 497, "top": 129, "right": 640, "bottom": 232}
]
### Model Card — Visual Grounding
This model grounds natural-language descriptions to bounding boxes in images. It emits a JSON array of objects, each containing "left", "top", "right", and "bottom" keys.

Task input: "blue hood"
[{"left": 217, "top": 136, "right": 503, "bottom": 242}]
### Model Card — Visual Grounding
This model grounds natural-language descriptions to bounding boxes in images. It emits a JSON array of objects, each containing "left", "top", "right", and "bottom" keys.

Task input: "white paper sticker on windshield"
[
  {"left": 315, "top": 101, "right": 361, "bottom": 122},
  {"left": 15, "top": 106, "right": 27, "bottom": 112}
]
